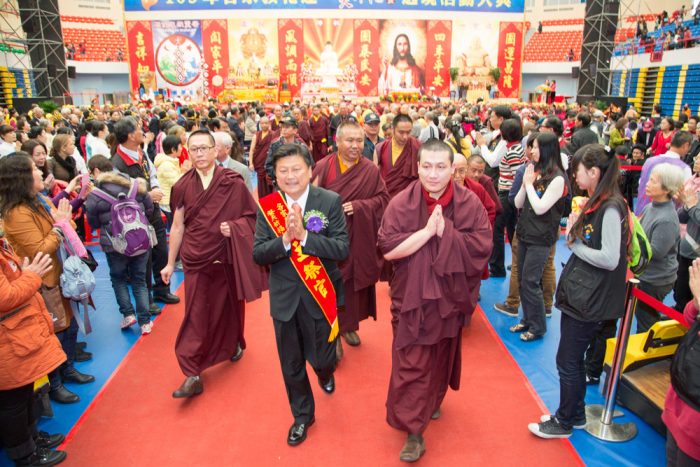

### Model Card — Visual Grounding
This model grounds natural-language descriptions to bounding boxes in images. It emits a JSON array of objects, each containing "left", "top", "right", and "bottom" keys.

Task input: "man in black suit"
[
  {"left": 253, "top": 144, "right": 349, "bottom": 447},
  {"left": 564, "top": 112, "right": 599, "bottom": 157}
]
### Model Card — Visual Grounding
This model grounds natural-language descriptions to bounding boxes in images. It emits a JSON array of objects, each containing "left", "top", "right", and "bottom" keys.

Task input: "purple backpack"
[{"left": 92, "top": 179, "right": 157, "bottom": 257}]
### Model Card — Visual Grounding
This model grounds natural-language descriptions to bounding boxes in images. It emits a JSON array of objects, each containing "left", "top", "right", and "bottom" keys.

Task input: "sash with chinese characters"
[{"left": 259, "top": 191, "right": 339, "bottom": 342}]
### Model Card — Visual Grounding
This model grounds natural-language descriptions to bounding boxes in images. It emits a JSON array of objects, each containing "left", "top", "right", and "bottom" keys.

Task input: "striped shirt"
[{"left": 498, "top": 142, "right": 525, "bottom": 192}]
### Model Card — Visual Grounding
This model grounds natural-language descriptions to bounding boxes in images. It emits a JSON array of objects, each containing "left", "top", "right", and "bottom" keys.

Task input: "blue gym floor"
[{"left": 1, "top": 239, "right": 666, "bottom": 466}]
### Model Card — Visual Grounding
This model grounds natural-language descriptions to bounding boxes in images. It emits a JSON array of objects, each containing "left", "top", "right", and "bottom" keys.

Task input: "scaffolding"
[{"left": 578, "top": 0, "right": 620, "bottom": 98}]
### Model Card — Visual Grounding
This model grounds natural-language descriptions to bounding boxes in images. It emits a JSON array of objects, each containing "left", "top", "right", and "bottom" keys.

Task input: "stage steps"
[{"left": 616, "top": 359, "right": 670, "bottom": 434}]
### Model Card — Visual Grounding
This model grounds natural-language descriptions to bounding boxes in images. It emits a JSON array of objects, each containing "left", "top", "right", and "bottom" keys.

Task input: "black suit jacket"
[
  {"left": 253, "top": 185, "right": 349, "bottom": 322},
  {"left": 565, "top": 126, "right": 599, "bottom": 156}
]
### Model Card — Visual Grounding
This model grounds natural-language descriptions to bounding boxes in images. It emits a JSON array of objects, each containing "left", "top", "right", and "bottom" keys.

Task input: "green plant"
[
  {"left": 38, "top": 100, "right": 59, "bottom": 114},
  {"left": 488, "top": 67, "right": 501, "bottom": 83},
  {"left": 594, "top": 99, "right": 607, "bottom": 111},
  {"left": 449, "top": 67, "right": 459, "bottom": 83}
]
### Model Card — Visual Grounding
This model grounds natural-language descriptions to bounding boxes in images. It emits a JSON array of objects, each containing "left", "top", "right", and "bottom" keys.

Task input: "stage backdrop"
[{"left": 126, "top": 14, "right": 523, "bottom": 101}]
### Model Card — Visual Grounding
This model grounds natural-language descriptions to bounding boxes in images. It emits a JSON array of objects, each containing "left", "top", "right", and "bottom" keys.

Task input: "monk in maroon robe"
[
  {"left": 467, "top": 153, "right": 502, "bottom": 216},
  {"left": 453, "top": 152, "right": 497, "bottom": 226},
  {"left": 309, "top": 105, "right": 330, "bottom": 163},
  {"left": 373, "top": 114, "right": 420, "bottom": 198},
  {"left": 378, "top": 140, "right": 492, "bottom": 462},
  {"left": 312, "top": 121, "right": 389, "bottom": 354},
  {"left": 162, "top": 130, "right": 266, "bottom": 398},
  {"left": 249, "top": 116, "right": 277, "bottom": 199}
]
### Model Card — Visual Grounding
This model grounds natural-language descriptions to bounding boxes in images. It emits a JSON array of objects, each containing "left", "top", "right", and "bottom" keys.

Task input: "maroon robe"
[
  {"left": 297, "top": 119, "right": 313, "bottom": 147},
  {"left": 312, "top": 154, "right": 390, "bottom": 333},
  {"left": 377, "top": 180, "right": 492, "bottom": 434},
  {"left": 375, "top": 137, "right": 420, "bottom": 198},
  {"left": 252, "top": 129, "right": 277, "bottom": 199},
  {"left": 309, "top": 115, "right": 330, "bottom": 163},
  {"left": 170, "top": 166, "right": 266, "bottom": 376},
  {"left": 270, "top": 117, "right": 281, "bottom": 132},
  {"left": 478, "top": 174, "right": 502, "bottom": 216},
  {"left": 464, "top": 177, "right": 496, "bottom": 227}
]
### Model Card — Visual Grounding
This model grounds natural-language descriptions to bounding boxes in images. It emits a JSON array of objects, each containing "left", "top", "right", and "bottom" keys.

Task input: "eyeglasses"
[{"left": 189, "top": 146, "right": 214, "bottom": 154}]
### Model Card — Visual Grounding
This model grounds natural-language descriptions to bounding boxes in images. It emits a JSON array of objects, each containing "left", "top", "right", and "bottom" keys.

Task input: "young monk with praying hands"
[{"left": 378, "top": 139, "right": 493, "bottom": 462}]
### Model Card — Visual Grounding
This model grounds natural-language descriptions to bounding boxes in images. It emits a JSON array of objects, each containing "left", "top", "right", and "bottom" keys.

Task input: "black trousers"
[
  {"left": 666, "top": 430, "right": 700, "bottom": 466},
  {"left": 0, "top": 384, "right": 36, "bottom": 460},
  {"left": 584, "top": 319, "right": 618, "bottom": 379},
  {"left": 273, "top": 302, "right": 336, "bottom": 425},
  {"left": 147, "top": 204, "right": 170, "bottom": 296},
  {"left": 636, "top": 279, "right": 674, "bottom": 333},
  {"left": 489, "top": 191, "right": 517, "bottom": 275},
  {"left": 674, "top": 254, "right": 694, "bottom": 313}
]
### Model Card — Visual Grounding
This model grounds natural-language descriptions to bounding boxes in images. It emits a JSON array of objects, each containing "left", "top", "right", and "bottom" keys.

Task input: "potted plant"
[{"left": 488, "top": 67, "right": 501, "bottom": 84}]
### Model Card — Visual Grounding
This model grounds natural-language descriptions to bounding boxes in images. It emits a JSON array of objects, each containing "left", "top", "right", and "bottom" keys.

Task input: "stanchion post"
[{"left": 585, "top": 278, "right": 638, "bottom": 442}]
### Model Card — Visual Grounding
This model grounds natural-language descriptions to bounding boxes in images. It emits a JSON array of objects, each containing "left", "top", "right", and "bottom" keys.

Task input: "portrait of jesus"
[{"left": 378, "top": 33, "right": 424, "bottom": 94}]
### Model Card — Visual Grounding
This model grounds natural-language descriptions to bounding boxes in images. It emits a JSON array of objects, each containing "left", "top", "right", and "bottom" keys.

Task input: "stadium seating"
[
  {"left": 62, "top": 28, "right": 126, "bottom": 62},
  {"left": 524, "top": 30, "right": 582, "bottom": 62}
]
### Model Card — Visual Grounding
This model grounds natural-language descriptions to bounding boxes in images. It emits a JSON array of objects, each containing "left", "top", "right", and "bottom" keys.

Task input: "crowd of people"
[
  {"left": 0, "top": 94, "right": 699, "bottom": 465},
  {"left": 618, "top": 5, "right": 700, "bottom": 56}
]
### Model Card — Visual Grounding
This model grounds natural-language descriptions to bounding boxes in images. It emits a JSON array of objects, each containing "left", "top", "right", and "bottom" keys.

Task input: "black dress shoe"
[
  {"left": 74, "top": 348, "right": 92, "bottom": 362},
  {"left": 149, "top": 302, "right": 162, "bottom": 315},
  {"left": 318, "top": 375, "right": 335, "bottom": 394},
  {"left": 153, "top": 292, "right": 180, "bottom": 304},
  {"left": 49, "top": 385, "right": 79, "bottom": 404},
  {"left": 489, "top": 269, "right": 507, "bottom": 278},
  {"left": 62, "top": 368, "right": 95, "bottom": 384},
  {"left": 15, "top": 447, "right": 67, "bottom": 467},
  {"left": 76, "top": 341, "right": 87, "bottom": 351},
  {"left": 230, "top": 345, "right": 244, "bottom": 362},
  {"left": 287, "top": 417, "right": 315, "bottom": 446},
  {"left": 35, "top": 431, "right": 65, "bottom": 449},
  {"left": 172, "top": 376, "right": 203, "bottom": 398}
]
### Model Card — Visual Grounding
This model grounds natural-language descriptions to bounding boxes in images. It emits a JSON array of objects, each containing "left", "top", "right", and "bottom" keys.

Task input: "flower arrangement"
[{"left": 303, "top": 210, "right": 329, "bottom": 233}]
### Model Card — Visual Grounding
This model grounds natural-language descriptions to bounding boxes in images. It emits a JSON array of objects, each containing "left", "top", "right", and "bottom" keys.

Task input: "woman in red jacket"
[
  {"left": 0, "top": 224, "right": 68, "bottom": 466},
  {"left": 648, "top": 117, "right": 676, "bottom": 156}
]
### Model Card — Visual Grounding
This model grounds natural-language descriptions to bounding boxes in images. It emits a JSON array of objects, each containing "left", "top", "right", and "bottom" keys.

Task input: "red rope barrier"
[
  {"left": 631, "top": 287, "right": 690, "bottom": 327},
  {"left": 620, "top": 165, "right": 643, "bottom": 171}
]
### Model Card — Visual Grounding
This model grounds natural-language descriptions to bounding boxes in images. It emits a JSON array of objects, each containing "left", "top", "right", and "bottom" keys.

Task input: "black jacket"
[
  {"left": 253, "top": 185, "right": 349, "bottom": 322},
  {"left": 565, "top": 126, "right": 599, "bottom": 156}
]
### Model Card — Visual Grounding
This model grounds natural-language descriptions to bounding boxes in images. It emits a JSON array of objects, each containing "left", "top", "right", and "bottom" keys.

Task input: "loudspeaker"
[
  {"left": 572, "top": 66, "right": 580, "bottom": 79},
  {"left": 68, "top": 66, "right": 76, "bottom": 79}
]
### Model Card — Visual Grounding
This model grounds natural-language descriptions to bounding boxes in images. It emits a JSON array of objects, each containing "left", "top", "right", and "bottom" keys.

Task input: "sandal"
[
  {"left": 520, "top": 331, "right": 543, "bottom": 342},
  {"left": 509, "top": 323, "right": 529, "bottom": 333}
]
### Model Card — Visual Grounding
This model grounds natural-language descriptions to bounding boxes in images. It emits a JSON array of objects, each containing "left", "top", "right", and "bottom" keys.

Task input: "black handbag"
[{"left": 82, "top": 249, "right": 98, "bottom": 272}]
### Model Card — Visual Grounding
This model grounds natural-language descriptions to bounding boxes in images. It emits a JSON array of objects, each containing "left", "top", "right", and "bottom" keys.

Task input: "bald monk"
[
  {"left": 312, "top": 121, "right": 389, "bottom": 356},
  {"left": 161, "top": 129, "right": 266, "bottom": 398},
  {"left": 373, "top": 113, "right": 421, "bottom": 198},
  {"left": 248, "top": 116, "right": 278, "bottom": 199},
  {"left": 378, "top": 139, "right": 492, "bottom": 462},
  {"left": 452, "top": 152, "right": 497, "bottom": 227},
  {"left": 466, "top": 153, "right": 502, "bottom": 217}
]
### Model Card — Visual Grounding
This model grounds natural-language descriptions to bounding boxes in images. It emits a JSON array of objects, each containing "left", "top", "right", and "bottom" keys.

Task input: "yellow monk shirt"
[
  {"left": 338, "top": 155, "right": 358, "bottom": 174},
  {"left": 391, "top": 140, "right": 405, "bottom": 166},
  {"left": 196, "top": 167, "right": 214, "bottom": 190}
]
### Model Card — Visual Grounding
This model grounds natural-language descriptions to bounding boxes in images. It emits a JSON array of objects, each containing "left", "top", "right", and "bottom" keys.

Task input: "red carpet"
[{"left": 61, "top": 282, "right": 582, "bottom": 466}]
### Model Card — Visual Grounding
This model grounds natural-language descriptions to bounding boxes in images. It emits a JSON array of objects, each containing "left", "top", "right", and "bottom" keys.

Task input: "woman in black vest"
[
  {"left": 511, "top": 132, "right": 566, "bottom": 341},
  {"left": 528, "top": 144, "right": 628, "bottom": 439}
]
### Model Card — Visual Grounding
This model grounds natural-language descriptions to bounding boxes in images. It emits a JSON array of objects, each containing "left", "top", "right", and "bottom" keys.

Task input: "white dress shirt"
[{"left": 282, "top": 184, "right": 310, "bottom": 251}]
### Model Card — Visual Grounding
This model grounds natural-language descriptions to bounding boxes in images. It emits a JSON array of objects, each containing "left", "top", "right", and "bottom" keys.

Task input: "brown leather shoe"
[
  {"left": 172, "top": 376, "right": 203, "bottom": 398},
  {"left": 336, "top": 338, "right": 344, "bottom": 363},
  {"left": 399, "top": 434, "right": 426, "bottom": 463},
  {"left": 342, "top": 331, "right": 361, "bottom": 347}
]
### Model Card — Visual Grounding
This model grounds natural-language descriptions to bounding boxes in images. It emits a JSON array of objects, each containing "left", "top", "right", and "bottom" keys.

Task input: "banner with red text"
[
  {"left": 126, "top": 21, "right": 156, "bottom": 95},
  {"left": 202, "top": 20, "right": 229, "bottom": 98},
  {"left": 425, "top": 20, "right": 452, "bottom": 97},
  {"left": 353, "top": 19, "right": 380, "bottom": 97},
  {"left": 497, "top": 21, "right": 524, "bottom": 100},
  {"left": 278, "top": 19, "right": 304, "bottom": 98}
]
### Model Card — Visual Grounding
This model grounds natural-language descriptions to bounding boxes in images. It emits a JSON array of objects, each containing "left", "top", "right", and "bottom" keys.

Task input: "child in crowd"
[
  {"left": 622, "top": 143, "right": 647, "bottom": 208},
  {"left": 154, "top": 135, "right": 188, "bottom": 228}
]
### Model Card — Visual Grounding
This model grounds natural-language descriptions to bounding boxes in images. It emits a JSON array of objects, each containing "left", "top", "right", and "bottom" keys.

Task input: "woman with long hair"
[
  {"left": 529, "top": 144, "right": 628, "bottom": 438},
  {"left": 48, "top": 134, "right": 78, "bottom": 182},
  {"left": 0, "top": 155, "right": 95, "bottom": 406},
  {"left": 511, "top": 132, "right": 567, "bottom": 341},
  {"left": 608, "top": 117, "right": 629, "bottom": 151},
  {"left": 21, "top": 140, "right": 53, "bottom": 193},
  {"left": 86, "top": 120, "right": 110, "bottom": 160},
  {"left": 443, "top": 117, "right": 472, "bottom": 158}
]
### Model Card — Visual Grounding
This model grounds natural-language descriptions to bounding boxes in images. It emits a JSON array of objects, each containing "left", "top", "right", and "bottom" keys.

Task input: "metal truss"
[{"left": 578, "top": 0, "right": 620, "bottom": 97}]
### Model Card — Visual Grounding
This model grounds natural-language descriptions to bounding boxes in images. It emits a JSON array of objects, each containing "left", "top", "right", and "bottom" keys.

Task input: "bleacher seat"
[{"left": 524, "top": 30, "right": 582, "bottom": 62}]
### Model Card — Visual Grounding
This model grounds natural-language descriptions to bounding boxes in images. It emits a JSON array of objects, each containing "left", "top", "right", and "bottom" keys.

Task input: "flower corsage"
[{"left": 303, "top": 210, "right": 329, "bottom": 233}]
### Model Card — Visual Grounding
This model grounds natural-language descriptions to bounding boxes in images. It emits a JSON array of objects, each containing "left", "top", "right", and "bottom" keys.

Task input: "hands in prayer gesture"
[
  {"left": 425, "top": 205, "right": 445, "bottom": 238},
  {"left": 283, "top": 203, "right": 307, "bottom": 246}
]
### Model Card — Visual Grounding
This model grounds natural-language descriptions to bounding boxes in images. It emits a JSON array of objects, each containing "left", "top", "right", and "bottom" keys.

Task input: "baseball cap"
[
  {"left": 364, "top": 113, "right": 380, "bottom": 124},
  {"left": 280, "top": 116, "right": 297, "bottom": 127}
]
